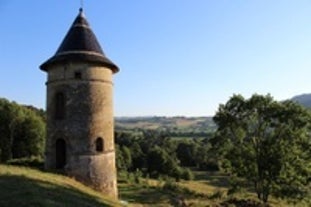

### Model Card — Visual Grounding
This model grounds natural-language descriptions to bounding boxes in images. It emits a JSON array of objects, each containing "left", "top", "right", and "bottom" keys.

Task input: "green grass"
[
  {"left": 0, "top": 165, "right": 122, "bottom": 207},
  {"left": 1, "top": 165, "right": 310, "bottom": 207},
  {"left": 119, "top": 183, "right": 170, "bottom": 206},
  {"left": 118, "top": 171, "right": 311, "bottom": 207}
]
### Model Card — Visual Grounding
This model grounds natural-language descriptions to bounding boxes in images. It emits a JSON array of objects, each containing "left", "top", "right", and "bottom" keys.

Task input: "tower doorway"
[{"left": 56, "top": 138, "right": 66, "bottom": 169}]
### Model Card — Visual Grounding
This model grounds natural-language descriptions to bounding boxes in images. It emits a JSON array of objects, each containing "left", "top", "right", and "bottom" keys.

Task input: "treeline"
[
  {"left": 115, "top": 130, "right": 217, "bottom": 181},
  {"left": 162, "top": 130, "right": 213, "bottom": 138},
  {"left": 0, "top": 98, "right": 45, "bottom": 162}
]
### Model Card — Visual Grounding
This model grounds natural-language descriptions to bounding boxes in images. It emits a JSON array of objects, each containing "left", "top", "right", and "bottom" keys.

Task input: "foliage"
[
  {"left": 213, "top": 94, "right": 311, "bottom": 203},
  {"left": 115, "top": 129, "right": 199, "bottom": 181},
  {"left": 182, "top": 168, "right": 194, "bottom": 181},
  {"left": 146, "top": 145, "right": 181, "bottom": 179},
  {"left": 0, "top": 98, "right": 46, "bottom": 162},
  {"left": 176, "top": 141, "right": 198, "bottom": 166},
  {"left": 6, "top": 156, "right": 44, "bottom": 169}
]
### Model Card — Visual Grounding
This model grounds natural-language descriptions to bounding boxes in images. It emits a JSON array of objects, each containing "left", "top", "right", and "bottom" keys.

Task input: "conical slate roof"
[{"left": 40, "top": 9, "right": 119, "bottom": 73}]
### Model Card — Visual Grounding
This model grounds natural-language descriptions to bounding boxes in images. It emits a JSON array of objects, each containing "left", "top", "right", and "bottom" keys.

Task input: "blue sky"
[{"left": 1, "top": 1, "right": 311, "bottom": 116}]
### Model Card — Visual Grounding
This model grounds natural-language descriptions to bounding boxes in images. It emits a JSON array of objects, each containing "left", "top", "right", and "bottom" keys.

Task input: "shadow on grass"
[
  {"left": 194, "top": 171, "right": 257, "bottom": 194},
  {"left": 0, "top": 175, "right": 111, "bottom": 207},
  {"left": 194, "top": 171, "right": 230, "bottom": 188},
  {"left": 119, "top": 184, "right": 170, "bottom": 204}
]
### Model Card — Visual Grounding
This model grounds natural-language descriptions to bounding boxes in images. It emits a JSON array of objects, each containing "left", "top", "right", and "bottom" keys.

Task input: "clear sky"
[{"left": 1, "top": 1, "right": 311, "bottom": 116}]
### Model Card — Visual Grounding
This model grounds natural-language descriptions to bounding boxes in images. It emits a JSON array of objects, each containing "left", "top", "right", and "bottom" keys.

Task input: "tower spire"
[{"left": 80, "top": 0, "right": 84, "bottom": 12}]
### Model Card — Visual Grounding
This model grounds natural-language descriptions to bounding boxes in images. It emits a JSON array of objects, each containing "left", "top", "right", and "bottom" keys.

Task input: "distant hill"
[
  {"left": 291, "top": 93, "right": 311, "bottom": 108},
  {"left": 115, "top": 116, "right": 216, "bottom": 136}
]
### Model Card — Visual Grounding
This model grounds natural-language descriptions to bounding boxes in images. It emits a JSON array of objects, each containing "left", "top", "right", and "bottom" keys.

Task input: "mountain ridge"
[{"left": 291, "top": 93, "right": 311, "bottom": 108}]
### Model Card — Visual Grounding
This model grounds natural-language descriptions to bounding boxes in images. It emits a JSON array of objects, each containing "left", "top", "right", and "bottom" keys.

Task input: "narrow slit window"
[
  {"left": 54, "top": 92, "right": 65, "bottom": 120},
  {"left": 74, "top": 71, "right": 82, "bottom": 79},
  {"left": 95, "top": 137, "right": 104, "bottom": 152},
  {"left": 56, "top": 138, "right": 66, "bottom": 169}
]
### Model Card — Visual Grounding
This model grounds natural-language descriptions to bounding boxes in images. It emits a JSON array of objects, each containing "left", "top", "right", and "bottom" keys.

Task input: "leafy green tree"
[
  {"left": 115, "top": 144, "right": 133, "bottom": 172},
  {"left": 182, "top": 168, "right": 194, "bottom": 180},
  {"left": 147, "top": 146, "right": 181, "bottom": 179},
  {"left": 213, "top": 94, "right": 311, "bottom": 203},
  {"left": 129, "top": 142, "right": 145, "bottom": 170},
  {"left": 195, "top": 143, "right": 219, "bottom": 171},
  {"left": 12, "top": 111, "right": 45, "bottom": 158},
  {"left": 121, "top": 146, "right": 132, "bottom": 171},
  {"left": 176, "top": 141, "right": 198, "bottom": 166},
  {"left": 115, "top": 144, "right": 125, "bottom": 171},
  {"left": 0, "top": 98, "right": 45, "bottom": 162},
  {"left": 0, "top": 99, "right": 22, "bottom": 161}
]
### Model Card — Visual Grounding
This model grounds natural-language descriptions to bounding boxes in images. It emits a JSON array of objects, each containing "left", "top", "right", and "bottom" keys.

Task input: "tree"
[
  {"left": 147, "top": 146, "right": 182, "bottom": 179},
  {"left": 176, "top": 141, "right": 196, "bottom": 166},
  {"left": 121, "top": 146, "right": 132, "bottom": 171},
  {"left": 0, "top": 98, "right": 46, "bottom": 162},
  {"left": 115, "top": 144, "right": 124, "bottom": 171},
  {"left": 11, "top": 111, "right": 45, "bottom": 158},
  {"left": 115, "top": 144, "right": 133, "bottom": 172},
  {"left": 213, "top": 94, "right": 311, "bottom": 203},
  {"left": 129, "top": 142, "right": 145, "bottom": 170}
]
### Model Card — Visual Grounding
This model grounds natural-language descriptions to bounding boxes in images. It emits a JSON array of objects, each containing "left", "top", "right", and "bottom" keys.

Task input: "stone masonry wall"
[{"left": 44, "top": 62, "right": 118, "bottom": 198}]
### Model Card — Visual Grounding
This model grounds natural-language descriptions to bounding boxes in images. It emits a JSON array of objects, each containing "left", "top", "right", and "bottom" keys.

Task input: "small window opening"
[
  {"left": 95, "top": 137, "right": 104, "bottom": 152},
  {"left": 54, "top": 92, "right": 65, "bottom": 120},
  {"left": 56, "top": 138, "right": 66, "bottom": 169},
  {"left": 74, "top": 71, "right": 82, "bottom": 79}
]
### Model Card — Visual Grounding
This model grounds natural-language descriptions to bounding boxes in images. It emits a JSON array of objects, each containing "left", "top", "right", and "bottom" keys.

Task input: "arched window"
[
  {"left": 95, "top": 137, "right": 104, "bottom": 152},
  {"left": 54, "top": 92, "right": 65, "bottom": 120}
]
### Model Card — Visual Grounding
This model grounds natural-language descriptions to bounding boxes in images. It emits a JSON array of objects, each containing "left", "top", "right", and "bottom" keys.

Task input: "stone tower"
[{"left": 40, "top": 8, "right": 119, "bottom": 198}]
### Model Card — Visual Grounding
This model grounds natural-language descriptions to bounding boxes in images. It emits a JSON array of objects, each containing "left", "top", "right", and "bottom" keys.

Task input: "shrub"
[
  {"left": 6, "top": 156, "right": 44, "bottom": 169},
  {"left": 182, "top": 168, "right": 194, "bottom": 181},
  {"left": 209, "top": 190, "right": 226, "bottom": 200}
]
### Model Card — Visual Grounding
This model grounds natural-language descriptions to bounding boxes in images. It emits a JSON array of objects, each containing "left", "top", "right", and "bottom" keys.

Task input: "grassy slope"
[{"left": 0, "top": 165, "right": 122, "bottom": 207}]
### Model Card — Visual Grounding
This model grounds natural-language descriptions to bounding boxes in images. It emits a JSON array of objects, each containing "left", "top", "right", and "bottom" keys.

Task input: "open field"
[{"left": 115, "top": 116, "right": 216, "bottom": 131}]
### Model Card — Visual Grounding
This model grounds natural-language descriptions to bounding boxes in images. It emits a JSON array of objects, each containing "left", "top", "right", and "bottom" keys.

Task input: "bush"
[
  {"left": 162, "top": 179, "right": 179, "bottom": 192},
  {"left": 172, "top": 166, "right": 183, "bottom": 182},
  {"left": 182, "top": 168, "right": 194, "bottom": 181},
  {"left": 6, "top": 156, "right": 44, "bottom": 169},
  {"left": 134, "top": 169, "right": 143, "bottom": 184},
  {"left": 209, "top": 189, "right": 226, "bottom": 200},
  {"left": 227, "top": 176, "right": 246, "bottom": 195},
  {"left": 162, "top": 179, "right": 202, "bottom": 198}
]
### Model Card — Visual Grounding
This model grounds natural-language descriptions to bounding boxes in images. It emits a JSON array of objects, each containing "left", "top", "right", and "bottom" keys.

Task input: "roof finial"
[{"left": 79, "top": 0, "right": 84, "bottom": 12}]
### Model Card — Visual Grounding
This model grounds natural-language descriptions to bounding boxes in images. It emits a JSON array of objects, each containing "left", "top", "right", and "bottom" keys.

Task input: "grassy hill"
[{"left": 0, "top": 165, "right": 122, "bottom": 207}]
